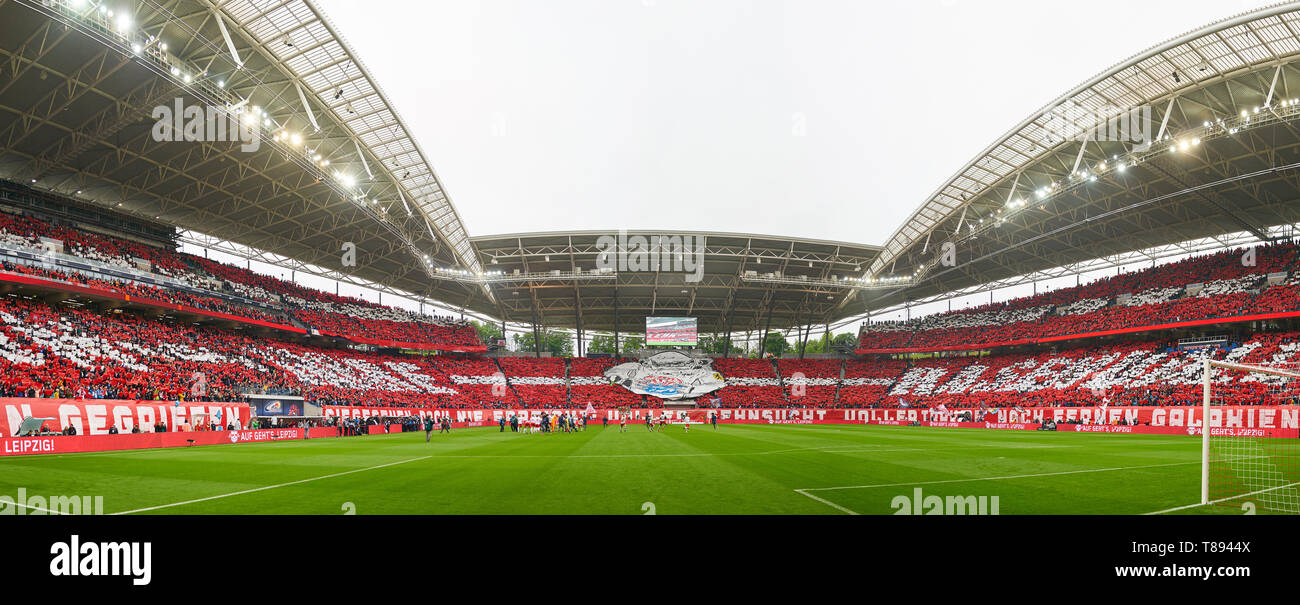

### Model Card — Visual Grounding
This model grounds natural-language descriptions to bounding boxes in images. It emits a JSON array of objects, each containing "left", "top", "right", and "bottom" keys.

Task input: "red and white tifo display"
[
  {"left": 856, "top": 241, "right": 1300, "bottom": 354},
  {"left": 0, "top": 398, "right": 251, "bottom": 437},
  {"left": 1, "top": 402, "right": 1296, "bottom": 456}
]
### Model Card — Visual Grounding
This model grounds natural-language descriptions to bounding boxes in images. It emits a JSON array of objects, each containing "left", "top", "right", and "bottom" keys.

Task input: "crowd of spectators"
[
  {"left": 0, "top": 210, "right": 482, "bottom": 349},
  {"left": 0, "top": 261, "right": 285, "bottom": 325},
  {"left": 1, "top": 290, "right": 1298, "bottom": 410},
  {"left": 569, "top": 357, "right": 644, "bottom": 409},
  {"left": 859, "top": 242, "right": 1300, "bottom": 350},
  {"left": 2, "top": 209, "right": 1299, "bottom": 412}
]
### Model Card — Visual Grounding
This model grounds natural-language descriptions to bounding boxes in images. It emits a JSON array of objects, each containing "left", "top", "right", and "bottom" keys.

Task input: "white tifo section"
[
  {"left": 882, "top": 341, "right": 1300, "bottom": 397},
  {"left": 0, "top": 309, "right": 466, "bottom": 396},
  {"left": 797, "top": 460, "right": 1200, "bottom": 515},
  {"left": 1202, "top": 360, "right": 1300, "bottom": 514}
]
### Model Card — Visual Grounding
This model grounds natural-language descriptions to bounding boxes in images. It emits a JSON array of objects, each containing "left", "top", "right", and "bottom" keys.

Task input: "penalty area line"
[
  {"left": 798, "top": 460, "right": 1199, "bottom": 493},
  {"left": 111, "top": 455, "right": 432, "bottom": 515},
  {"left": 1144, "top": 480, "right": 1300, "bottom": 515},
  {"left": 794, "top": 489, "right": 858, "bottom": 515},
  {"left": 794, "top": 460, "right": 1199, "bottom": 515}
]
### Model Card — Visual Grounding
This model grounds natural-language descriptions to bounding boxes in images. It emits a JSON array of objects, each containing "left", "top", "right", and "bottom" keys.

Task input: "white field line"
[
  {"left": 112, "top": 455, "right": 432, "bottom": 515},
  {"left": 794, "top": 489, "right": 858, "bottom": 515},
  {"left": 795, "top": 460, "right": 1200, "bottom": 514},
  {"left": 798, "top": 460, "right": 1199, "bottom": 493},
  {"left": 1, "top": 500, "right": 71, "bottom": 514},
  {"left": 1144, "top": 480, "right": 1300, "bottom": 515},
  {"left": 114, "top": 442, "right": 1074, "bottom": 514},
  {"left": 115, "top": 440, "right": 1069, "bottom": 513}
]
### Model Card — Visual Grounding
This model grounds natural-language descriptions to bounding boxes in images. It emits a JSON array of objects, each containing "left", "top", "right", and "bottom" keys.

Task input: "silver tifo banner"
[{"left": 603, "top": 351, "right": 726, "bottom": 400}]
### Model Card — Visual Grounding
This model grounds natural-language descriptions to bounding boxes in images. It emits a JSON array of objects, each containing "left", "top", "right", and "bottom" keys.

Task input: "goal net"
[{"left": 1202, "top": 359, "right": 1300, "bottom": 513}]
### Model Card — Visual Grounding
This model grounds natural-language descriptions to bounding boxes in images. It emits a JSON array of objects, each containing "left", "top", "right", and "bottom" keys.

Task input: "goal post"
[{"left": 1201, "top": 359, "right": 1300, "bottom": 513}]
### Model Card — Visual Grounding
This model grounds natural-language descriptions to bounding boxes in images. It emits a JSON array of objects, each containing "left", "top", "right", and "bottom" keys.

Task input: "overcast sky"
[
  {"left": 312, "top": 0, "right": 1276, "bottom": 247},
  {"left": 210, "top": 0, "right": 1283, "bottom": 329}
]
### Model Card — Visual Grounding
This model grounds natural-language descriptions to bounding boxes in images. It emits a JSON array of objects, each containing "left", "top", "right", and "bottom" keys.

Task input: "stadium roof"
[
  {"left": 468, "top": 231, "right": 882, "bottom": 335},
  {"left": 6, "top": 1, "right": 1300, "bottom": 335},
  {"left": 0, "top": 0, "right": 888, "bottom": 334},
  {"left": 0, "top": 0, "right": 485, "bottom": 311},
  {"left": 865, "top": 2, "right": 1300, "bottom": 313}
]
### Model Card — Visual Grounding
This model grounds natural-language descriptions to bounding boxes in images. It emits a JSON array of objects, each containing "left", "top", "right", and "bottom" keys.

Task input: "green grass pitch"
[{"left": 0, "top": 424, "right": 1279, "bottom": 515}]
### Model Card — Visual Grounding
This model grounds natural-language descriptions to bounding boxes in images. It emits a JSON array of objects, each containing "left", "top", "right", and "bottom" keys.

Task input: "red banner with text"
[
  {"left": 3, "top": 404, "right": 1292, "bottom": 457},
  {"left": 829, "top": 405, "right": 1300, "bottom": 432},
  {"left": 0, "top": 428, "right": 303, "bottom": 457},
  {"left": 0, "top": 398, "right": 250, "bottom": 438}
]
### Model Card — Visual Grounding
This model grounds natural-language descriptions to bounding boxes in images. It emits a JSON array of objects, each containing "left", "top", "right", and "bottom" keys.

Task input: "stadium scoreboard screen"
[
  {"left": 246, "top": 394, "right": 318, "bottom": 417},
  {"left": 646, "top": 317, "right": 698, "bottom": 346}
]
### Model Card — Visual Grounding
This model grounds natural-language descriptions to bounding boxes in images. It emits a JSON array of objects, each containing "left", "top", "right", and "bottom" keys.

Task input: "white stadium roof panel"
[
  {"left": 216, "top": 0, "right": 482, "bottom": 275},
  {"left": 869, "top": 3, "right": 1300, "bottom": 279},
  {"left": 13, "top": 0, "right": 1299, "bottom": 327}
]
